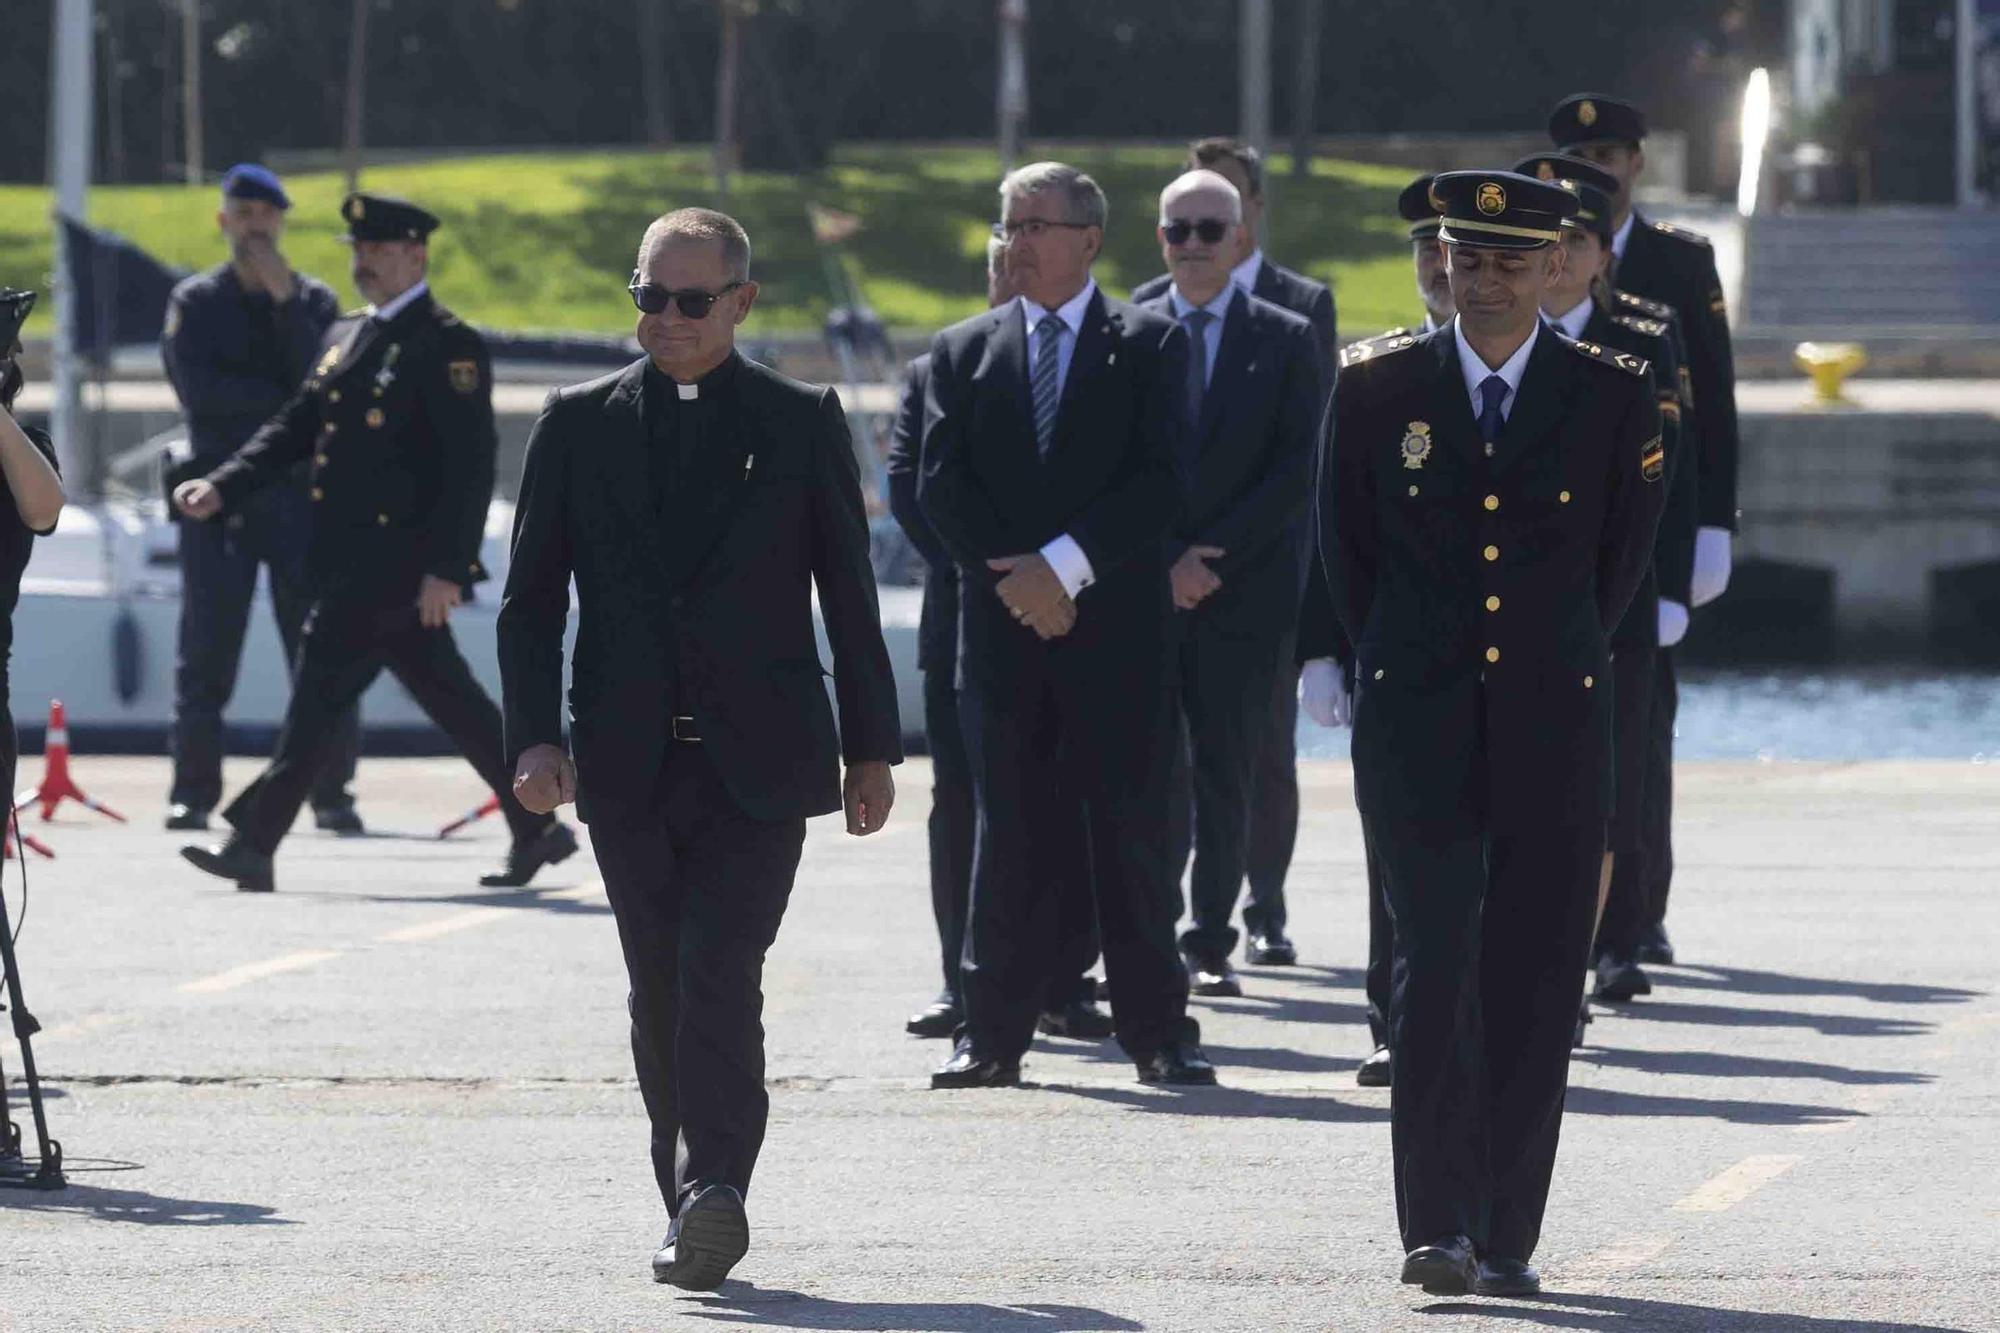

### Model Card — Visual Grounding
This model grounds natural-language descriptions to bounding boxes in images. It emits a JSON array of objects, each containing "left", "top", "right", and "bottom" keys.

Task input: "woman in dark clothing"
[{"left": 0, "top": 294, "right": 69, "bottom": 800}]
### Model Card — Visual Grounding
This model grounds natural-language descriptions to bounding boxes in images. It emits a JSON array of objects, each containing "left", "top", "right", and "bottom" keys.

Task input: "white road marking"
[
  {"left": 1568, "top": 1233, "right": 1674, "bottom": 1276},
  {"left": 374, "top": 907, "right": 506, "bottom": 943},
  {"left": 34, "top": 1011, "right": 131, "bottom": 1042},
  {"left": 1671, "top": 1154, "right": 1801, "bottom": 1212},
  {"left": 178, "top": 949, "right": 344, "bottom": 995}
]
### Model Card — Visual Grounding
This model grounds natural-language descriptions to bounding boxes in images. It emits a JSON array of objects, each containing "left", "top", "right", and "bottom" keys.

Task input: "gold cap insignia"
[
  {"left": 1578, "top": 100, "right": 1599, "bottom": 128},
  {"left": 449, "top": 359, "right": 480, "bottom": 394},
  {"left": 1476, "top": 182, "right": 1507, "bottom": 217},
  {"left": 1399, "top": 421, "right": 1434, "bottom": 471},
  {"left": 346, "top": 197, "right": 365, "bottom": 222}
]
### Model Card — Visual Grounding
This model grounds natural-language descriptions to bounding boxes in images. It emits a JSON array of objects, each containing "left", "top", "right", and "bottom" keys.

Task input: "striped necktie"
[{"left": 1031, "top": 311, "right": 1064, "bottom": 457}]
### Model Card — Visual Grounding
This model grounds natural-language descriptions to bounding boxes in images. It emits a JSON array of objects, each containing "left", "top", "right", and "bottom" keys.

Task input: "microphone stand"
[{"left": 0, "top": 809, "right": 64, "bottom": 1190}]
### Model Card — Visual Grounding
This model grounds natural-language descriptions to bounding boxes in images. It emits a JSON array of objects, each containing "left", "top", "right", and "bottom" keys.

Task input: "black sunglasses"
[
  {"left": 1161, "top": 218, "right": 1232, "bottom": 246},
  {"left": 627, "top": 275, "right": 746, "bottom": 319}
]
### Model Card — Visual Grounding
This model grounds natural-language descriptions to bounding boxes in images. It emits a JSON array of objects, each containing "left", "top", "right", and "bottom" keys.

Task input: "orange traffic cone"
[
  {"left": 14, "top": 701, "right": 126, "bottom": 824},
  {"left": 437, "top": 794, "right": 501, "bottom": 839},
  {"left": 3, "top": 820, "right": 54, "bottom": 859}
]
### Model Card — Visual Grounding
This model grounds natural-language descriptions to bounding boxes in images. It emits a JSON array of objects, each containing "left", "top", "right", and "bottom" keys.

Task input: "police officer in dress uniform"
[
  {"left": 1515, "top": 154, "right": 1700, "bottom": 1029},
  {"left": 1299, "top": 172, "right": 1458, "bottom": 1089},
  {"left": 172, "top": 194, "right": 577, "bottom": 893},
  {"left": 1549, "top": 94, "right": 1742, "bottom": 966},
  {"left": 1317, "top": 171, "right": 1664, "bottom": 1297},
  {"left": 161, "top": 164, "right": 362, "bottom": 834}
]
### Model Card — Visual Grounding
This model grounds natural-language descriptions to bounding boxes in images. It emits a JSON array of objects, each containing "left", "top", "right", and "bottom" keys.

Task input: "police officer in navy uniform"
[
  {"left": 1316, "top": 171, "right": 1664, "bottom": 1296},
  {"left": 1299, "top": 172, "right": 1458, "bottom": 1089},
  {"left": 172, "top": 194, "right": 576, "bottom": 893},
  {"left": 1516, "top": 154, "right": 1699, "bottom": 1015},
  {"left": 161, "top": 164, "right": 362, "bottom": 834},
  {"left": 1549, "top": 93, "right": 1742, "bottom": 965}
]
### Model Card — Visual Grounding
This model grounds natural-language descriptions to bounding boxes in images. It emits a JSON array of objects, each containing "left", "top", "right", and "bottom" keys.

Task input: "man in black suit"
[
  {"left": 1139, "top": 170, "right": 1319, "bottom": 1000},
  {"left": 1550, "top": 93, "right": 1742, "bottom": 965},
  {"left": 886, "top": 237, "right": 1110, "bottom": 1043},
  {"left": 920, "top": 161, "right": 1213, "bottom": 1089},
  {"left": 174, "top": 194, "right": 575, "bottom": 894},
  {"left": 1134, "top": 137, "right": 1335, "bottom": 968},
  {"left": 1318, "top": 172, "right": 1663, "bottom": 1296},
  {"left": 498, "top": 209, "right": 902, "bottom": 1290}
]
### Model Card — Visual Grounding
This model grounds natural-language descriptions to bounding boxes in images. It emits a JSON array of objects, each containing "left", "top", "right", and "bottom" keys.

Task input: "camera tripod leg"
[{"left": 0, "top": 878, "right": 64, "bottom": 1191}]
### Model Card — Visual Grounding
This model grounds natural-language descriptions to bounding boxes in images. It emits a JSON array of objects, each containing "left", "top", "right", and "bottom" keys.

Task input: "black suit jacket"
[
  {"left": 1139, "top": 287, "right": 1320, "bottom": 631},
  {"left": 1317, "top": 325, "right": 1664, "bottom": 833},
  {"left": 917, "top": 287, "right": 1188, "bottom": 690},
  {"left": 498, "top": 353, "right": 903, "bottom": 826},
  {"left": 1133, "top": 255, "right": 1336, "bottom": 391},
  {"left": 1613, "top": 213, "right": 1739, "bottom": 531},
  {"left": 884, "top": 353, "right": 958, "bottom": 677}
]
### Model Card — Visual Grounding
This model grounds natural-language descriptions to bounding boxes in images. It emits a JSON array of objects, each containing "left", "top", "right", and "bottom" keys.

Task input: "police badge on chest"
[{"left": 1399, "top": 421, "right": 1433, "bottom": 470}]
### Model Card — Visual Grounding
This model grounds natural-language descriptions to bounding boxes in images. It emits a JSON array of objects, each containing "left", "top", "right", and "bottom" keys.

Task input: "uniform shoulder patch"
[
  {"left": 1339, "top": 329, "right": 1421, "bottom": 370},
  {"left": 1566, "top": 338, "right": 1650, "bottom": 378},
  {"left": 1611, "top": 289, "right": 1675, "bottom": 322},
  {"left": 1649, "top": 219, "right": 1713, "bottom": 247},
  {"left": 1611, "top": 312, "right": 1668, "bottom": 339},
  {"left": 342, "top": 307, "right": 368, "bottom": 320}
]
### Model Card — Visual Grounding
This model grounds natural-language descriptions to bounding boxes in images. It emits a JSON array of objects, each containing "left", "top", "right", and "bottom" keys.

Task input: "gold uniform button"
[
  {"left": 1584, "top": 675, "right": 1595, "bottom": 688},
  {"left": 377, "top": 513, "right": 389, "bottom": 525},
  {"left": 1483, "top": 545, "right": 1499, "bottom": 562},
  {"left": 1408, "top": 485, "right": 1420, "bottom": 497},
  {"left": 365, "top": 408, "right": 386, "bottom": 429},
  {"left": 1559, "top": 490, "right": 1572, "bottom": 504},
  {"left": 373, "top": 386, "right": 384, "bottom": 398},
  {"left": 1485, "top": 595, "right": 1501, "bottom": 612},
  {"left": 310, "top": 487, "right": 324, "bottom": 501},
  {"left": 322, "top": 422, "right": 337, "bottom": 435},
  {"left": 1483, "top": 495, "right": 1499, "bottom": 511},
  {"left": 327, "top": 390, "right": 341, "bottom": 404},
  {"left": 1485, "top": 647, "right": 1500, "bottom": 663},
  {"left": 1373, "top": 668, "right": 1385, "bottom": 681},
  {"left": 314, "top": 453, "right": 328, "bottom": 466},
  {"left": 1483, "top": 442, "right": 1495, "bottom": 457}
]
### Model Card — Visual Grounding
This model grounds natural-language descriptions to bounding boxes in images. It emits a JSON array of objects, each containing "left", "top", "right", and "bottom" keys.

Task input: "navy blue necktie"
[
  {"left": 1031, "top": 313, "right": 1064, "bottom": 458},
  {"left": 1182, "top": 308, "right": 1213, "bottom": 430},
  {"left": 1477, "top": 373, "right": 1509, "bottom": 444}
]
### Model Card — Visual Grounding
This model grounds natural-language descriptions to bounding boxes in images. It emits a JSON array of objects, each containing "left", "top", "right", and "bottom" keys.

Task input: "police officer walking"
[
  {"left": 161, "top": 164, "right": 362, "bottom": 834},
  {"left": 1317, "top": 171, "right": 1664, "bottom": 1296},
  {"left": 172, "top": 194, "right": 576, "bottom": 892}
]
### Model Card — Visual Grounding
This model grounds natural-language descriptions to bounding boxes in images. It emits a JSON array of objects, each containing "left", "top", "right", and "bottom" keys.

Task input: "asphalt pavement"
[{"left": 1, "top": 755, "right": 1994, "bottom": 1332}]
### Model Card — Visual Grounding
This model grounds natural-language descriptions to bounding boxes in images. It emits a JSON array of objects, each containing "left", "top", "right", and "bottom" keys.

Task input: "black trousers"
[
  {"left": 1640, "top": 648, "right": 1679, "bottom": 930},
  {"left": 224, "top": 591, "right": 544, "bottom": 852},
  {"left": 958, "top": 661, "right": 1195, "bottom": 1065},
  {"left": 1170, "top": 617, "right": 1286, "bottom": 958},
  {"left": 922, "top": 667, "right": 1096, "bottom": 1007},
  {"left": 1362, "top": 822, "right": 1392, "bottom": 1050},
  {"left": 1372, "top": 767, "right": 1603, "bottom": 1258},
  {"left": 589, "top": 742, "right": 806, "bottom": 1215},
  {"left": 1598, "top": 638, "right": 1660, "bottom": 955},
  {"left": 172, "top": 489, "right": 359, "bottom": 812},
  {"left": 1242, "top": 631, "right": 1300, "bottom": 939}
]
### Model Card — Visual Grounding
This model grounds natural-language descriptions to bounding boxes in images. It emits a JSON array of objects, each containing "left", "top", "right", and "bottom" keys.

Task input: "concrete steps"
[{"left": 1745, "top": 208, "right": 2000, "bottom": 328}]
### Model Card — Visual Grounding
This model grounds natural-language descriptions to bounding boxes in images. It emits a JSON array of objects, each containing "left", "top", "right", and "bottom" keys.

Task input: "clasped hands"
[{"left": 987, "top": 553, "right": 1076, "bottom": 639}]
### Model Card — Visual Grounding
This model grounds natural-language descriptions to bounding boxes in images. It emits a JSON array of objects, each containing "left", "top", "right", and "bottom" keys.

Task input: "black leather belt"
[{"left": 672, "top": 715, "right": 702, "bottom": 743}]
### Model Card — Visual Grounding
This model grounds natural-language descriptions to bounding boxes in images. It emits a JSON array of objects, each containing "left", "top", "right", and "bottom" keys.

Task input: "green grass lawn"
[{"left": 0, "top": 144, "right": 1423, "bottom": 345}]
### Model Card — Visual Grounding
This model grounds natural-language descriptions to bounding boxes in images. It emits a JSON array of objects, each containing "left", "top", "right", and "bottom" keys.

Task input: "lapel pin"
[{"left": 743, "top": 453, "right": 755, "bottom": 479}]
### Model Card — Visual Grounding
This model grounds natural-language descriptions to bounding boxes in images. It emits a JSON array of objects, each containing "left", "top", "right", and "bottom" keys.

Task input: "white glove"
[
  {"left": 1691, "top": 526, "right": 1732, "bottom": 607},
  {"left": 1657, "top": 598, "right": 1690, "bottom": 648},
  {"left": 1300, "top": 657, "right": 1351, "bottom": 728}
]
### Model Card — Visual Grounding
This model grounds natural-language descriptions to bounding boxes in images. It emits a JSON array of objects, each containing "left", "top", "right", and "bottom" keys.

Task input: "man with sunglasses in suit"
[
  {"left": 921, "top": 162, "right": 1214, "bottom": 1090},
  {"left": 174, "top": 193, "right": 576, "bottom": 893},
  {"left": 500, "top": 208, "right": 902, "bottom": 1290},
  {"left": 1133, "top": 136, "right": 1336, "bottom": 972},
  {"left": 1139, "top": 170, "right": 1320, "bottom": 1002}
]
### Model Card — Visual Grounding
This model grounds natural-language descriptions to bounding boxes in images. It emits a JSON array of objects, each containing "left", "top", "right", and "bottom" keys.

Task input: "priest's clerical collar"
[{"left": 650, "top": 349, "right": 742, "bottom": 401}]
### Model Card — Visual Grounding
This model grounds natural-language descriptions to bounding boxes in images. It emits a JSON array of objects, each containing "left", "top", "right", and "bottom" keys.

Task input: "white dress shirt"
[
  {"left": 1020, "top": 280, "right": 1101, "bottom": 597},
  {"left": 1610, "top": 212, "right": 1637, "bottom": 265},
  {"left": 1453, "top": 314, "right": 1540, "bottom": 424},
  {"left": 366, "top": 279, "right": 430, "bottom": 322},
  {"left": 1168, "top": 283, "right": 1234, "bottom": 387},
  {"left": 1548, "top": 294, "right": 1595, "bottom": 341},
  {"left": 1228, "top": 248, "right": 1266, "bottom": 296}
]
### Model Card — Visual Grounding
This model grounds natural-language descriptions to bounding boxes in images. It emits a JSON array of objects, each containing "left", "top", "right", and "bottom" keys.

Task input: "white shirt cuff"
[{"left": 1039, "top": 534, "right": 1095, "bottom": 598}]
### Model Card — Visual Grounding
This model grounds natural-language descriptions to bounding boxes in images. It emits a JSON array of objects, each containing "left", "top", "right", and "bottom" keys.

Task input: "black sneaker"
[{"left": 652, "top": 1184, "right": 749, "bottom": 1290}]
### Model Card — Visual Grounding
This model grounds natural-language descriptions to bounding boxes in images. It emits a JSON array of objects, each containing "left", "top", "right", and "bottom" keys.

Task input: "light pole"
[
  {"left": 997, "top": 0, "right": 1028, "bottom": 173},
  {"left": 1239, "top": 0, "right": 1272, "bottom": 158},
  {"left": 47, "top": 0, "right": 94, "bottom": 489}
]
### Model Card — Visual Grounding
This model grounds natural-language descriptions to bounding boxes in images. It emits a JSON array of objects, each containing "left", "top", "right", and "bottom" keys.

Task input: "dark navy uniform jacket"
[
  {"left": 206, "top": 289, "right": 495, "bottom": 598},
  {"left": 162, "top": 263, "right": 341, "bottom": 463},
  {"left": 1315, "top": 323, "right": 1665, "bottom": 834},
  {"left": 884, "top": 353, "right": 960, "bottom": 679}
]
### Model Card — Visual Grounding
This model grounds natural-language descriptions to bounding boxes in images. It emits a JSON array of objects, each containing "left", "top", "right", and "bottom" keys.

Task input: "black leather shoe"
[
  {"left": 1400, "top": 1234, "right": 1477, "bottom": 1295},
  {"left": 1183, "top": 949, "right": 1243, "bottom": 998},
  {"left": 1474, "top": 1256, "right": 1541, "bottom": 1297},
  {"left": 1636, "top": 922, "right": 1676, "bottom": 965},
  {"left": 1356, "top": 1045, "right": 1393, "bottom": 1088},
  {"left": 165, "top": 804, "right": 210, "bottom": 832},
  {"left": 930, "top": 1040, "right": 1021, "bottom": 1089},
  {"left": 1593, "top": 950, "right": 1653, "bottom": 1002},
  {"left": 312, "top": 803, "right": 365, "bottom": 835},
  {"left": 1038, "top": 998, "right": 1114, "bottom": 1041},
  {"left": 479, "top": 821, "right": 579, "bottom": 887},
  {"left": 905, "top": 996, "right": 960, "bottom": 1039},
  {"left": 652, "top": 1184, "right": 749, "bottom": 1290},
  {"left": 1244, "top": 931, "right": 1298, "bottom": 966},
  {"left": 1136, "top": 1039, "right": 1217, "bottom": 1086},
  {"left": 180, "top": 838, "right": 274, "bottom": 893}
]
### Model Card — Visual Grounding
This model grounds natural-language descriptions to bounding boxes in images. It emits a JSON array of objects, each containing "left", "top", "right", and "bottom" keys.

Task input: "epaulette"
[
  {"left": 1611, "top": 312, "right": 1668, "bottom": 339},
  {"left": 1565, "top": 337, "right": 1649, "bottom": 378},
  {"left": 1649, "top": 219, "right": 1713, "bottom": 247},
  {"left": 1611, "top": 289, "right": 1675, "bottom": 322},
  {"left": 343, "top": 307, "right": 369, "bottom": 319},
  {"left": 1339, "top": 329, "right": 1422, "bottom": 370}
]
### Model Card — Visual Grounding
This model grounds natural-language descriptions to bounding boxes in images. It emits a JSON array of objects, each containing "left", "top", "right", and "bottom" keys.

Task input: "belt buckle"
[{"left": 672, "top": 715, "right": 701, "bottom": 743}]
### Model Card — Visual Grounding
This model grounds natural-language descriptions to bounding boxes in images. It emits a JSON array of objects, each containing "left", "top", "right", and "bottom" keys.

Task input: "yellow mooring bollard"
[{"left": 1794, "top": 341, "right": 1867, "bottom": 407}]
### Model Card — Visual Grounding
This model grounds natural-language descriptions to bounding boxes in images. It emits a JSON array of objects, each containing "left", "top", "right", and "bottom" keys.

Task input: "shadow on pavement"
[
  {"left": 1563, "top": 1085, "right": 1855, "bottom": 1126},
  {"left": 1574, "top": 1047, "right": 1934, "bottom": 1087},
  {"left": 1197, "top": 993, "right": 1374, "bottom": 1028},
  {"left": 1608, "top": 999, "right": 1931, "bottom": 1038},
  {"left": 1045, "top": 1083, "right": 1389, "bottom": 1123},
  {"left": 1197, "top": 1043, "right": 1363, "bottom": 1076},
  {"left": 0, "top": 1181, "right": 293, "bottom": 1226},
  {"left": 1655, "top": 965, "right": 1982, "bottom": 1008},
  {"left": 683, "top": 1287, "right": 1142, "bottom": 1330},
  {"left": 1422, "top": 1292, "right": 1973, "bottom": 1331},
  {"left": 350, "top": 885, "right": 610, "bottom": 917}
]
